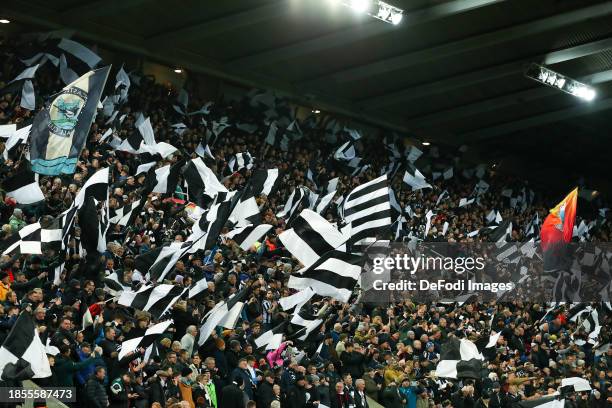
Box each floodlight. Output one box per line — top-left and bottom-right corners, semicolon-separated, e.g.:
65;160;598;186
525;63;596;101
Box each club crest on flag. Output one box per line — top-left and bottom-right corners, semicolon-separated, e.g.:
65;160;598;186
49;87;88;136
30;66;110;176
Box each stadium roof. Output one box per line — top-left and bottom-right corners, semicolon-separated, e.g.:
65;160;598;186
3;0;612;191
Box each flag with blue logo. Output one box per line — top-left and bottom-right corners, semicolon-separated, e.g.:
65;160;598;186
30;66;110;175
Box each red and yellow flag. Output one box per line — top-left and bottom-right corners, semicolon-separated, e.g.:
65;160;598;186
540;188;578;251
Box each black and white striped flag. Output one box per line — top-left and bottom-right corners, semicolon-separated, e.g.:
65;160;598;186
135;242;190;282
334;141;356;161
184;158;228;204
188;192;235;252
566;303;590;321
197;287;248;346
225;152;254;175
228;194;261;228
289;304;328;342
524;213;540;240
2;168;44;205
488;219;511;242
345;157;370;177
118;320;174;360
1;221;62;256
332;140;369;176
486;209;503;225
2;124;30;160
5;65;39;111
435;337;484;379
306;165;318;189
118;284;187;319
134;246;166;278
78;196;104;254
255;321;289;350
142;340;160;363
173;89;189;115
259;294;325;347
135;139;164;162
383;135;401;160
403;167;432;191
134;194;231;285
104;271;132;295
135;160;156;177
188;277;210;299
195;142;215;160
223;224;273;251
311;190;336;215
342;175;392;243
278;287;315;311
0;311;52;379
276;187;308;221
570;305;600;341
492;221;521;264
381;160;402;178
247;168;281;197
518;239;538;259
279;209;347;268
320;177;339;195
117;128;149;153
116;120;177;158
352;237;391;256
109;199;144;226
74;167;109;208
288;250;362;302
265;121;290;151
560;377;592;393
147;160;185;195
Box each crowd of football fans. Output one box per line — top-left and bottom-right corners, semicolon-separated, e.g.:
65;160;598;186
0;35;610;408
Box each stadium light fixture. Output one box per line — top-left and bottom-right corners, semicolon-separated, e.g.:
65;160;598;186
350;0;370;12
334;0;403;25
391;11;403;25
524;63;596;102
376;1;403;25
0;19;10;24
